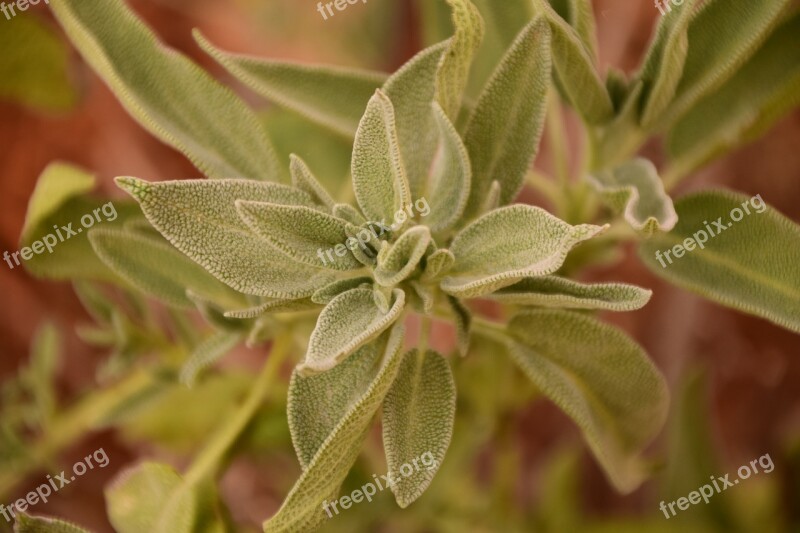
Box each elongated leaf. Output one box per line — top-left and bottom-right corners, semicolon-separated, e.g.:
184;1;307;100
196;32;386;138
488;276;652;311
375;227;432;287
531;0;613;123
290;155;337;210
89;228;246;309
436;0;485;119
382;349;456;507
289;341;387;469
660;0;793;128
117;177;336;299
639;190;800;334
106;462;225;533
667;12;800;178
311;277;373;305
548;0;598;59
587;158;678;236
507;309;669;492
20;164;140;282
422;248;456;281
179;331;245;387
352;91;413;224
15;514;92;533
263;327;405;532
224;299;318;320
299;288;406;375
442;205;606;297
236;201;361;271
383;42;449;198
463;18;551;219
50;0;282;181
639;0;698;128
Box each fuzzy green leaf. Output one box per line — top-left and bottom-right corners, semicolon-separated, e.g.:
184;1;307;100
667;12;800;178
89;228;246;309
352;91;413;224
488;276;652;311
422;249;456;281
116;177;336;299
264;327;405;532
15;514;92;533
20;164;140;282
587;158;678;236
236;201;361;271
196;31;386;138
299;288;406;375
382;349;456;507
179;331;245;387
290;155;337;210
375;227;432;287
311;277;373;305
639;190;800;334
106;462;226;533
548;0;598;59
224;299;319;320
50;0;282;181
383;42;449;198
463;18;552;219
532;0;613;123
436;0;485;119
442;205;606;297
507;309;669;492
639;0;698;128
659;0;793;128
447;296;472;356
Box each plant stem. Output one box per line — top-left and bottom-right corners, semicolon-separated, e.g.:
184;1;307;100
547;91;571;186
184;334;292;484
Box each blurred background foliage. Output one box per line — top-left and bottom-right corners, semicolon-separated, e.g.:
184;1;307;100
0;1;799;532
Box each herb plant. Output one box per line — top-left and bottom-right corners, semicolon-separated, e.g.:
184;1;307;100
5;0;800;531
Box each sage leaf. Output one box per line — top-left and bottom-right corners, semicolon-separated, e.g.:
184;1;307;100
299;288;406;375
89;228;246;309
422;248;456;281
436;0;485;120
236;201;361;271
352;91;413;224
547;0;598;59
667;12;800;178
447;296;472;356
507;309;669;492
638;190;800;334
290;154;337;210
463;18;551;219
106;462;226;533
179;331;245;387
263;327;405;532
382;349;456;507
442;205;606;297
488;276;652;311
375;227;432;287
532;0;613;123
116;177;336;299
383;42;449;198
423;102;472;232
224;299;319;320
311;277;373;305
587;158;678;236
14;514;92;533
409;281;436;315
50;0;282;181
661;0;793;128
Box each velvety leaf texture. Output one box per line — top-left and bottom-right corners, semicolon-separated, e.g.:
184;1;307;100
442;205;606;297
196;31;386;138
587;158;678;236
489;276;652;311
382;349;456;507
639;190;800;334
263;327;405;532
463;17;552;219
375;226;432;287
507;310;669;492
290;155;337;210
14;514;92;533
299;288;406;375
50;0;282;181
116;177;337;299
436;0;485;119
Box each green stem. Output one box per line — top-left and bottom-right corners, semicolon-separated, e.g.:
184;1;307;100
547;91;571;186
184;335;292;484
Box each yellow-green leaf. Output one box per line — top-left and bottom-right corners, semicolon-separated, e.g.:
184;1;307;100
488;276;652;311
